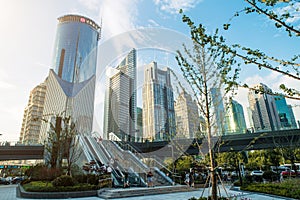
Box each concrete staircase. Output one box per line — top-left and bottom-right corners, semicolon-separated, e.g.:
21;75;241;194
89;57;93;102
97;185;197;199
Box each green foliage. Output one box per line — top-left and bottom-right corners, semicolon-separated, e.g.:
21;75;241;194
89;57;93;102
73;174;101;185
262;170;279;182
175;155;193;172
52;175;76;187
22;181;99;192
25;164;62;181
241;179;300;199
179;1;300;99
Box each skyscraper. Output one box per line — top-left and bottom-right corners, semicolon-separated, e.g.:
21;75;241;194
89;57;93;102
40;15;100;142
104;72;131;141
225;99;247;134
174;91;199;139
103;49;137;141
52;15;100;83
211;88;227;136
274;95;297;129
20;82;46;144
142;62;176;141
136;107;143;142
248;83;280;132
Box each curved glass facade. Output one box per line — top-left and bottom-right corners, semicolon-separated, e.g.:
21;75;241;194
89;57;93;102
52;15;100;83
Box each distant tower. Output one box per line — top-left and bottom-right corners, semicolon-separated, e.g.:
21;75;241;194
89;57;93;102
20;82;46;144
40;14;101;142
104;72;131;141
274;95;297;129
248;83;280;132
103;49;137;141
136;107;143;142
142;62;176;141
225;99;247;134
211;88;227;136
174;91;199;139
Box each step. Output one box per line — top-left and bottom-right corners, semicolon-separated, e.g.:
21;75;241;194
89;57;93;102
98;185;197;199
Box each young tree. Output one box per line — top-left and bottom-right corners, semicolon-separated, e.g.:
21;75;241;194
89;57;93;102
44;115;82;174
180;0;300;100
176;10;239;199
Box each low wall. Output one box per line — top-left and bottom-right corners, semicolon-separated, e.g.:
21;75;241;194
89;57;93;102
17;185;97;199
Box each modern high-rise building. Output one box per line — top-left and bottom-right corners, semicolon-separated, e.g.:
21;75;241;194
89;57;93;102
211;88;227;136
20;82;46;144
225;99;247;134
142;62;176;141
274;95;297;129
103;49;137;141
40;14;101;142
248;83;280;132
136;107;143;142
174;91;199;139
103;72;132;141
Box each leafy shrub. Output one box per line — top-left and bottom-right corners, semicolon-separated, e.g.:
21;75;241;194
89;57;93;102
25;164;62;181
20;179;31;185
52;175;75;187
22;181;100;192
241;179;300;199
262;170;279;182
73;174;101;185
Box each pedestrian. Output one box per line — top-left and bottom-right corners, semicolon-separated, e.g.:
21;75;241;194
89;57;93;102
184;172;190;186
147;171;154;187
123;170;130;188
189;171;195;187
106;164;112;174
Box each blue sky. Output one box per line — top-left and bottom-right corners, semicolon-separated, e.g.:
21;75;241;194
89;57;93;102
0;0;299;141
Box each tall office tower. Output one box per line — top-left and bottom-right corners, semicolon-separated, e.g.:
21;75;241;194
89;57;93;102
142;62;176;141
40;15;100;142
136;107;143;142
225;99;247;134
103;49;137;141
20;82;46;144
247;107;254;132
274;95;297;129
103;72;132;141
287;105;297;128
248;83;280;132
210;88;227;136
174;91;199;139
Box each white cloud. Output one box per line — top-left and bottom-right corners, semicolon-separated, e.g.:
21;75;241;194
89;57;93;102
0;81;15;89
148;19;160;27
276;2;300;23
78;0;139;39
153;0;202;14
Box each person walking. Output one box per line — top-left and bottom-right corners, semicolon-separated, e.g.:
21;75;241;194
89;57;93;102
147;171;154;187
184;172;190;186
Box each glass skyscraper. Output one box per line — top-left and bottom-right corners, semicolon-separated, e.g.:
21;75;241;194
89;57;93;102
40;15;101;142
142;62;176;141
174;91;199;139
225;99;247;134
103;49;137;142
211;88;227;136
248;83;280;132
274;95;297;129
52;15;100;83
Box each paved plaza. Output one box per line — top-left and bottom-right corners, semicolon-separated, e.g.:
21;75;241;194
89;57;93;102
0;184;295;200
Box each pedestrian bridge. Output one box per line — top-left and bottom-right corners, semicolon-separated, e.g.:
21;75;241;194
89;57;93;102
0;144;44;161
0;129;299;160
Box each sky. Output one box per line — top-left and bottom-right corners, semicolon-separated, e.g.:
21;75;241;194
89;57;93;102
0;0;299;141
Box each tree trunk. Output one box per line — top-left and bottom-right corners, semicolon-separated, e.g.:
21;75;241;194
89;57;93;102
209;151;217;200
